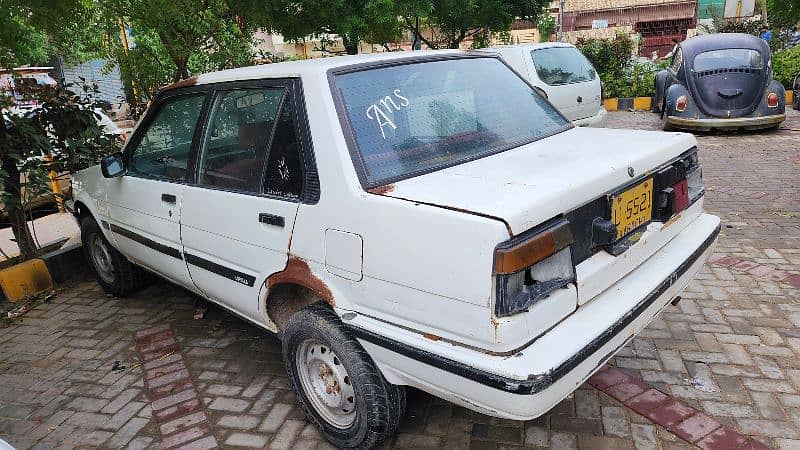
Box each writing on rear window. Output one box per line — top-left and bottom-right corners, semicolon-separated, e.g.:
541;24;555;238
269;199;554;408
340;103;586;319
366;89;410;139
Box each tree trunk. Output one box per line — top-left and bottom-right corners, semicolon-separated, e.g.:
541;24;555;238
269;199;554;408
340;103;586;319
342;35;360;55
1;157;38;260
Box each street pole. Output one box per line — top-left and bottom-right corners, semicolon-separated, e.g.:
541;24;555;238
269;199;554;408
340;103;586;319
559;0;565;41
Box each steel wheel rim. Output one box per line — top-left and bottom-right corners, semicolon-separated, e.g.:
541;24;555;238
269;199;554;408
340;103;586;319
296;338;356;428
89;234;115;283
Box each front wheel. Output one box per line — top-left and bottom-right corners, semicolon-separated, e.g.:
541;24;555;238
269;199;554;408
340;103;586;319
283;303;405;449
81;217;148;296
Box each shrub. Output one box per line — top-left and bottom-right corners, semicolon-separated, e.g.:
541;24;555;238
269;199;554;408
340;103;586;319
577;33;665;98
772;45;800;89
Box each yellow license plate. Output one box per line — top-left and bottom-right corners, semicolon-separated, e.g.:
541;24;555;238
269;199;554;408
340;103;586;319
611;179;653;240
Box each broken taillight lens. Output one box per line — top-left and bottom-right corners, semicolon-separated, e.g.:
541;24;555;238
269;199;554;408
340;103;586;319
494;219;575;317
675;96;688;112
766;92;779;108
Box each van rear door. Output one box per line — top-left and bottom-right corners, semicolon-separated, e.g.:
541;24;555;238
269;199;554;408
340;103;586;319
530;46;602;122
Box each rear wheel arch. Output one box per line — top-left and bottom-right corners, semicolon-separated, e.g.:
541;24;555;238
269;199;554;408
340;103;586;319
265;282;324;332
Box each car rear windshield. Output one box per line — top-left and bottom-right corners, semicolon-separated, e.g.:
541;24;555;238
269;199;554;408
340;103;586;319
333;57;569;187
693;49;764;72
531;47;596;86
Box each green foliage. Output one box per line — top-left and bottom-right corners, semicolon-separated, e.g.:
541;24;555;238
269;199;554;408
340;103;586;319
1;81;121;259
0;0;105;67
262;0;402;54
537;14;556;42
577;33;635;85
401;0;547;49
577;33;666;98
772;45;800;89
767;0;800;30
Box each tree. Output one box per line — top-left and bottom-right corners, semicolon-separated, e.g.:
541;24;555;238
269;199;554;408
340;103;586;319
1;0;111;260
262;0;402;54
766;0;799;31
102;0;259;88
1;83;120;260
401;0;548;49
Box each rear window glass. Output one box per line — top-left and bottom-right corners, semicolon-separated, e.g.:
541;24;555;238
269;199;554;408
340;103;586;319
333;57;569;187
693;49;764;72
531;47;596;86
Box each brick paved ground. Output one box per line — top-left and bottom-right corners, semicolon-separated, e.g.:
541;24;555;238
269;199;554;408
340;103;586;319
0;109;798;449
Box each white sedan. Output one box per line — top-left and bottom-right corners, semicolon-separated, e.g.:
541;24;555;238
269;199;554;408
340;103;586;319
70;50;719;449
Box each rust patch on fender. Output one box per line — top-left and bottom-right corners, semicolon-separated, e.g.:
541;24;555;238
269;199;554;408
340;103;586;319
160;75;199;92
267;256;335;306
367;184;395;195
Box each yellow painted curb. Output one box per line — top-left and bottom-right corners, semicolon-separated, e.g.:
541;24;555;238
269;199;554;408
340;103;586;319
0;258;53;302
604;98;618;111
788;91;794;104
633;97;652;111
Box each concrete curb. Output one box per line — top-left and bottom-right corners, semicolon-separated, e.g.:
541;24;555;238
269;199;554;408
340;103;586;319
0;242;86;302
41;242;87;284
604;91;794;112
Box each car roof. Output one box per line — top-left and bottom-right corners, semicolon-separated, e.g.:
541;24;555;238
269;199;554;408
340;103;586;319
485;42;576;51
679;33;769;60
175;50;469;88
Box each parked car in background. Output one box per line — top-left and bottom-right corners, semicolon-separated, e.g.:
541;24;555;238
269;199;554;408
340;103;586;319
70;51;719;449
653;33;786;131
483;43;607;127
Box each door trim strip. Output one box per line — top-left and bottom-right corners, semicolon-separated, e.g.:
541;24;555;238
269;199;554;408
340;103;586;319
109;224;183;260
184;253;256;287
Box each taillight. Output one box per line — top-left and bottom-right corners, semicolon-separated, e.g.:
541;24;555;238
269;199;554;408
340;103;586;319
675;95;687;112
766;92;779;108
494;219;575;317
656;150;703;221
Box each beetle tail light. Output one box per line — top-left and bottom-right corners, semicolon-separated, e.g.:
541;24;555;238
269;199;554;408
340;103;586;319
766;92;779;108
675;95;687;112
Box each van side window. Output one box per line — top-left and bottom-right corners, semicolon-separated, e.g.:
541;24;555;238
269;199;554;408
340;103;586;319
263;98;303;200
128;94;206;181
197;88;286;192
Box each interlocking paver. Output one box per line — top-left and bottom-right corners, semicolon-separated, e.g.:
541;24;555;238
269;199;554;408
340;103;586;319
0;109;798;449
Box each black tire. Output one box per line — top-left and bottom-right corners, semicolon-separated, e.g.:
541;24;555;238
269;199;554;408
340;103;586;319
661;101;674;131
282;303;405;449
80;216;147;296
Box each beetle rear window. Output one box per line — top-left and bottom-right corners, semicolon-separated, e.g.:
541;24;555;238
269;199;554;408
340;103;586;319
334;57;569;187
693;49;764;72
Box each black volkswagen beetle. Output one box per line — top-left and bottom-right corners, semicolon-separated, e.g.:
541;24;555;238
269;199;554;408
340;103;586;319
653;33;786;131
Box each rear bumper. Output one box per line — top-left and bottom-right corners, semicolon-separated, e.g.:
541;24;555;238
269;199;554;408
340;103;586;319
573;108;607;128
667;114;785;130
346;212;720;419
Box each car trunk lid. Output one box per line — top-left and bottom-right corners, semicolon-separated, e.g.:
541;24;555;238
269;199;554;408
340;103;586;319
377;127;699;306
380;127;696;236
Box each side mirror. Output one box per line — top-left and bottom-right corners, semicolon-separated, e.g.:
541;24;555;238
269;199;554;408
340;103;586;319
100;152;126;178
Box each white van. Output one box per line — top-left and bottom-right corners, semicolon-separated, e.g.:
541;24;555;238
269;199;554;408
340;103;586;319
484;43;607;127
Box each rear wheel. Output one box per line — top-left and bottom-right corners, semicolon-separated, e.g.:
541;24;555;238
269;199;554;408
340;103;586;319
81;217;148;296
661;101;673;131
283;303;405;449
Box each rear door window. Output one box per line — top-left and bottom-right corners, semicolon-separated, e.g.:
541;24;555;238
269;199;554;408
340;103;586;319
531;47;596;86
197;88;286;193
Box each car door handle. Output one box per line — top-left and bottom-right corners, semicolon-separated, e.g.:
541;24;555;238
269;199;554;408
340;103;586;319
161;193;176;204
259;213;284;227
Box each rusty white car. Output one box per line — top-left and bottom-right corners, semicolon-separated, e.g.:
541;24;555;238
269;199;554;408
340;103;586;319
69;51;720;449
